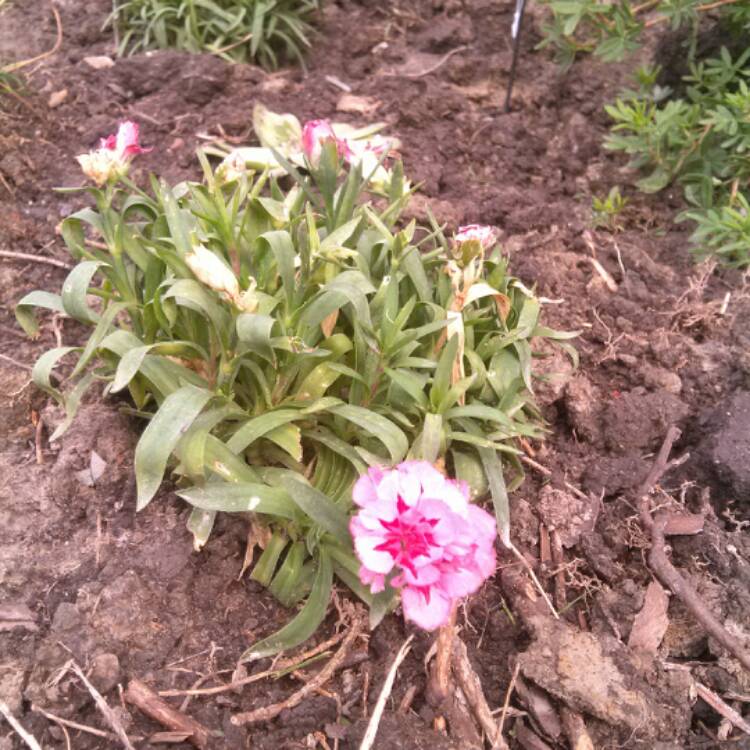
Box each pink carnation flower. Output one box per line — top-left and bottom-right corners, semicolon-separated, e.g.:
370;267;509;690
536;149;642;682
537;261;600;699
76;121;149;185
301;119;348;168
350;461;497;631
454;224;496;250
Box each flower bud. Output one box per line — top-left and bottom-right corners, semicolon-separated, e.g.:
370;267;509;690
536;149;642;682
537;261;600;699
185;245;240;302
76;121;149;185
454;224;496;250
301;119;347;168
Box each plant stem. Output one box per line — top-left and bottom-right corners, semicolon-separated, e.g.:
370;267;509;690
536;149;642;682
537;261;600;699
644;0;740;27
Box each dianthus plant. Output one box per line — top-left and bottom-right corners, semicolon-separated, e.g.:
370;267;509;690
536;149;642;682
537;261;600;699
17;110;575;657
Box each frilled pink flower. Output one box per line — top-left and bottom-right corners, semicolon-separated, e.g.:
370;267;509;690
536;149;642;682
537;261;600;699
350;461;497;631
76;121;149;185
455;224;496;250
301;119;348;168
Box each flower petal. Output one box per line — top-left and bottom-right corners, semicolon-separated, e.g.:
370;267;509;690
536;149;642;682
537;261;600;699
402;585;453;631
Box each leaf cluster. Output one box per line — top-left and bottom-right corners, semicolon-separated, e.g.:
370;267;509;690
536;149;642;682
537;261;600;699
108;0;319;68
605;49;750;266
17;133;574;656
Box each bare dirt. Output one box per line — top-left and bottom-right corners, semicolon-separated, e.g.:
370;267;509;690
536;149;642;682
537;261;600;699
2;1;750;748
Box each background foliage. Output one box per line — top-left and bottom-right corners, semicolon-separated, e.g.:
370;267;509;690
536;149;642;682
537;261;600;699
109;0;319;68
541;0;750;266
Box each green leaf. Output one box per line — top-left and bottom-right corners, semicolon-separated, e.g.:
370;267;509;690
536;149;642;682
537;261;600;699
186;507;216;551
177;481;299;518
269;541;308;607
236;313;276;364
258;230;297;308
134;384;213;510
31;346;78;404
329;403;408;463
61;261;106;324
49;371;96;442
241;549;333;661
278;475;350;540
71;301;131;379
15;291;65;337
430;334;459;411
227;409;301;454
478;447;510;547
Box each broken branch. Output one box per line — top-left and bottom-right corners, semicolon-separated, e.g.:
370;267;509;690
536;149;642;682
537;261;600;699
124;679;210;749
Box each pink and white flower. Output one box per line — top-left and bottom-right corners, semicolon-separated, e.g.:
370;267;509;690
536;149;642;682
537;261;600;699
76;121;149;185
350;461;497;631
454;224;497;250
301;119;348;168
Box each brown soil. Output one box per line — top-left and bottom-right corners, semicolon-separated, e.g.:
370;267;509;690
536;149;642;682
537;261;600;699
2;1;750;749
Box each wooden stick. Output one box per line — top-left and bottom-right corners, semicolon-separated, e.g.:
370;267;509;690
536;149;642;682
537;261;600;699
124;679;210;749
0;249;73;270
452;636;501;745
429;606;457;704
231;610;365;726
0;701;43;750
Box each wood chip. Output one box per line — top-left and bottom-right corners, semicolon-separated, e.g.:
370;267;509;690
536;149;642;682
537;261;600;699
515;676;561;740
84;55;115;69
663;512;704;536
0;603;38;633
336;94;380;116
628;581;670;656
48;89;68;108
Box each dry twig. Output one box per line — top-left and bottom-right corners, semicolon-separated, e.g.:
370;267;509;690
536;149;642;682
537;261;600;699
0;249;73;270
494;661;520;750
70;661;136;750
0;700;43;750
1;3;63;73
231;608;366;726
33;703;114;740
695;682;750;736
359;636;413;750
637;428;750;674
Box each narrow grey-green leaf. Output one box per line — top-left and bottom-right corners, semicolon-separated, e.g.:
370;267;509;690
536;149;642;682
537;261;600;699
226;409;301;454
329;403;408;463
61;261;106;324
177;481;298;519
278;475;350;540
134;384;213;510
15;291;65;336
241;549;333;661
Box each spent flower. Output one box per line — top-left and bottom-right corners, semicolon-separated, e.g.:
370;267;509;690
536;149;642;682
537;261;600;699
76;121;149;185
350;461;497;630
